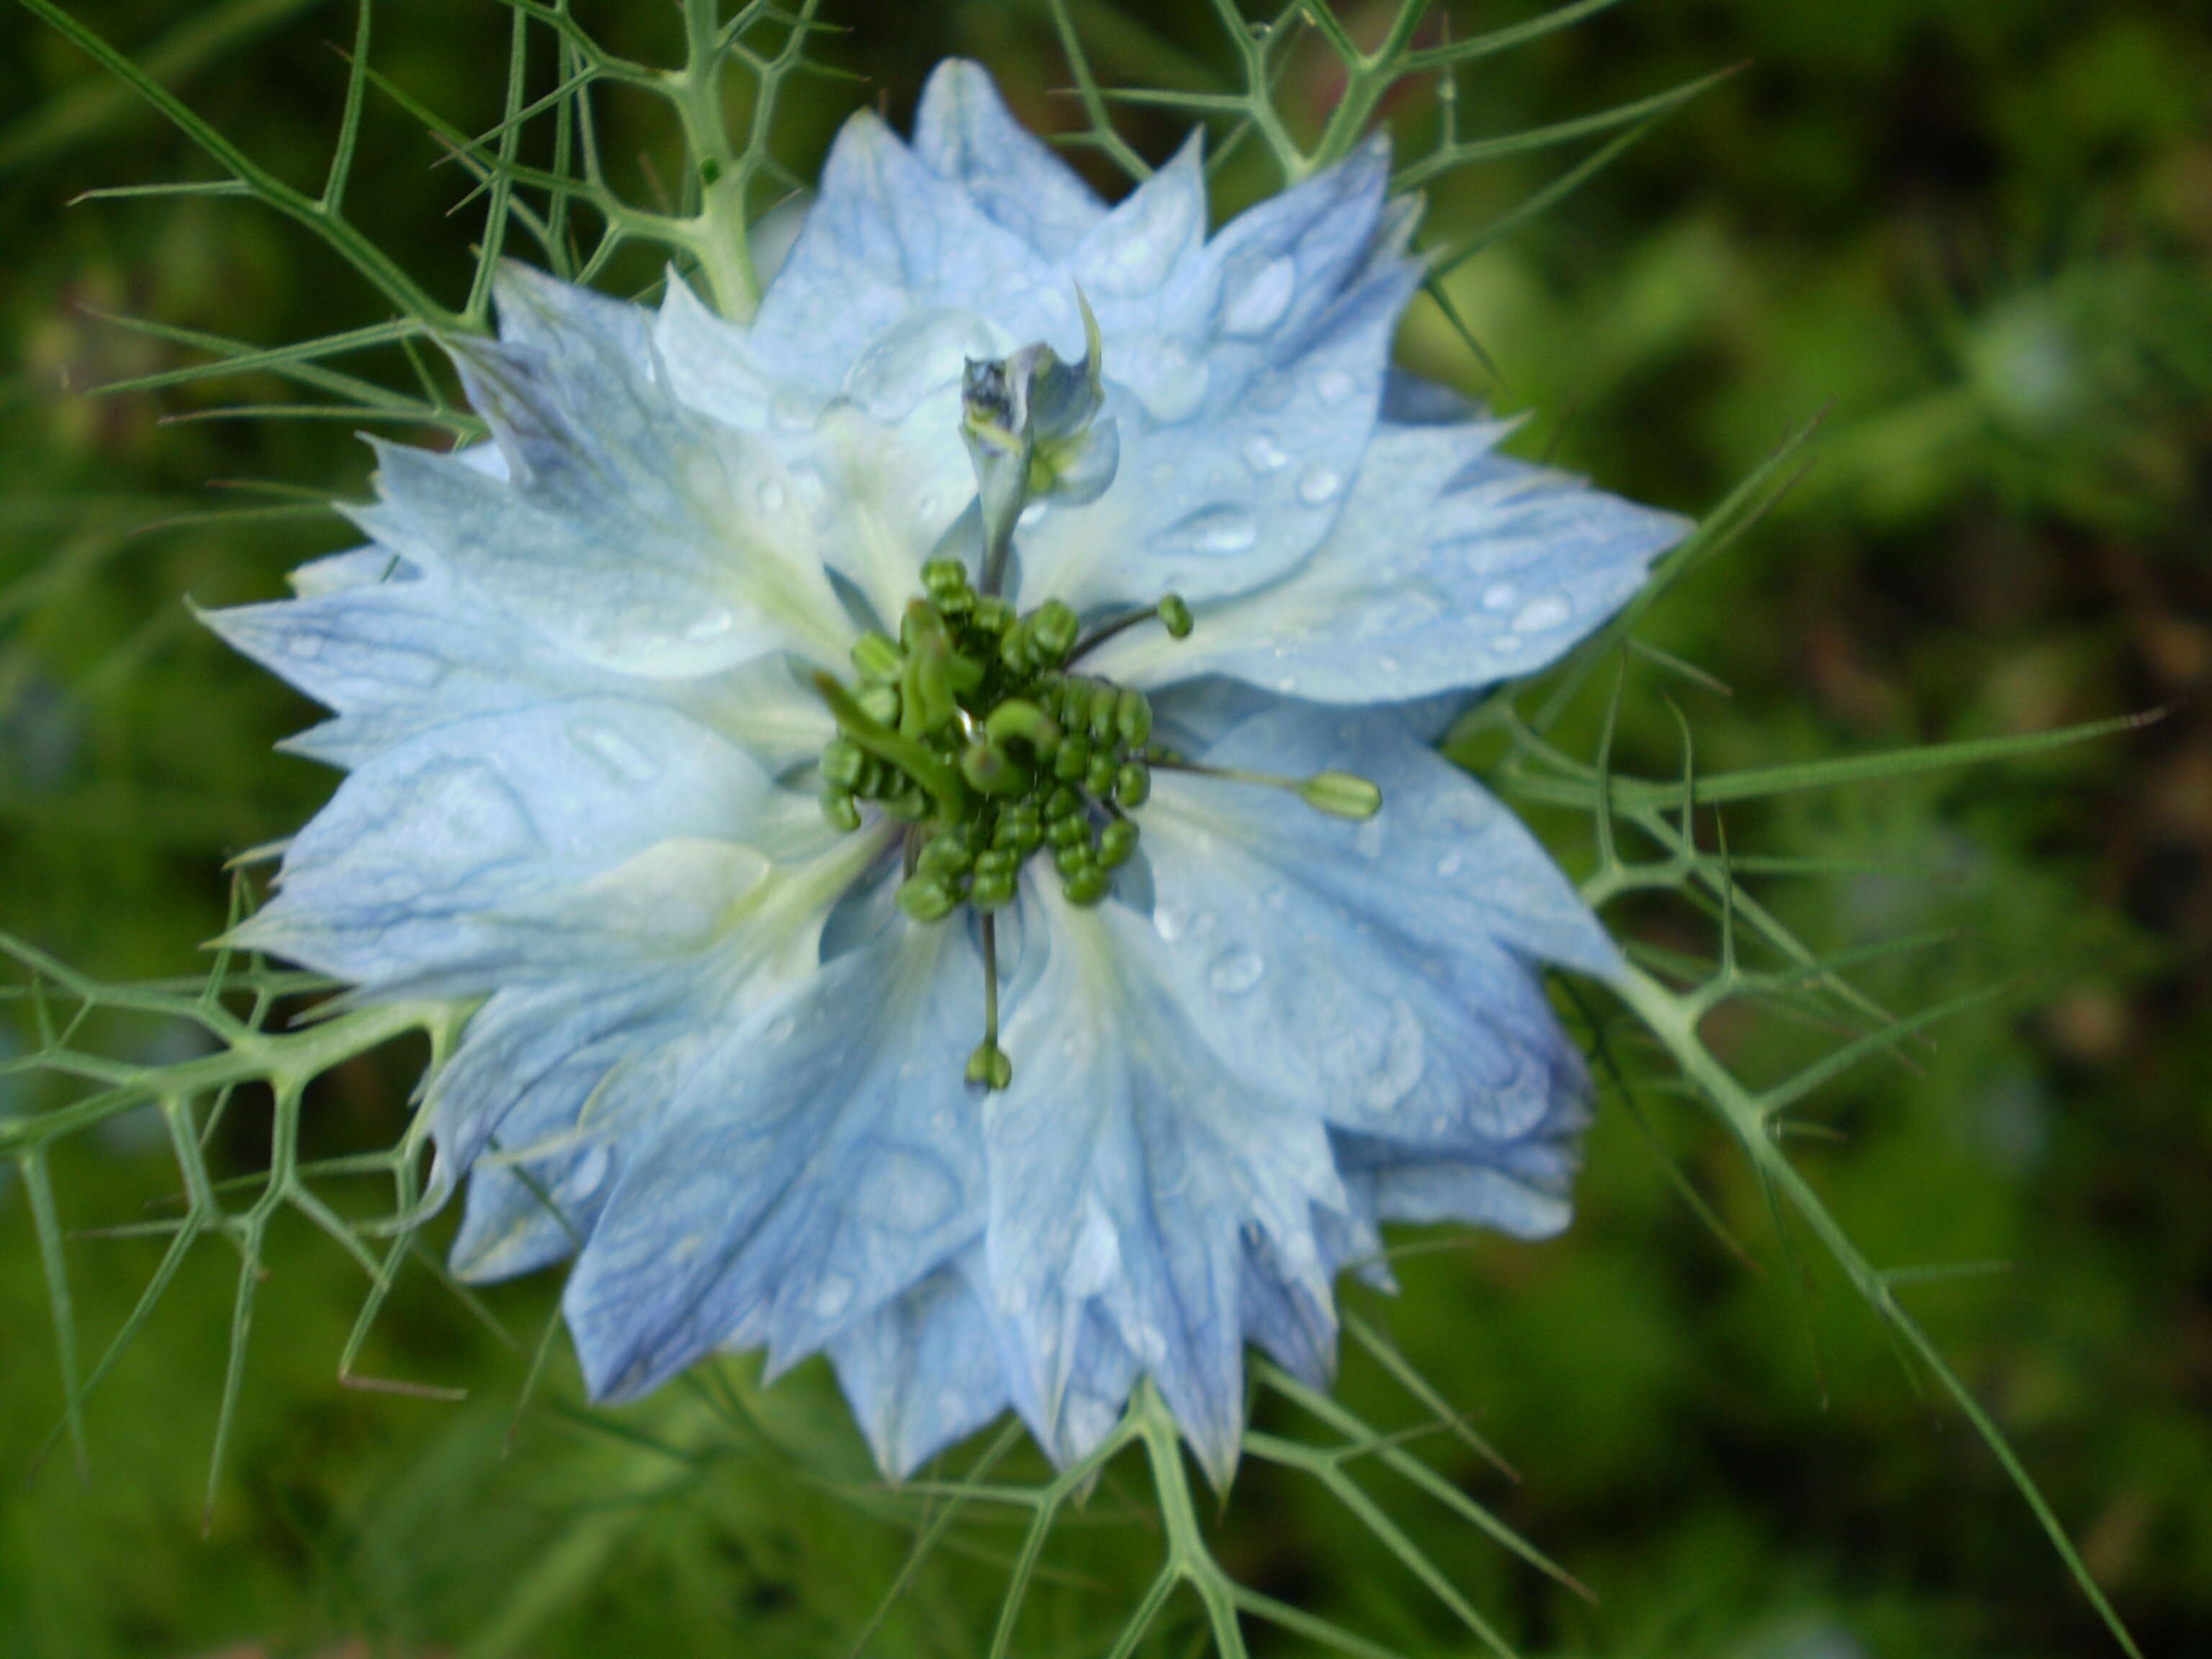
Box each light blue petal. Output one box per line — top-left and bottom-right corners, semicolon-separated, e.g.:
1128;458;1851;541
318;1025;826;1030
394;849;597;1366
201;565;832;776
1150;698;1622;980
1332;1122;1583;1239
986;886;1347;1485
235;700;785;988
828;1247;1011;1478
562;908;989;1402
749;109;1061;399
1095;418;1688;703
912;60;1105;258
356;270;853;678
1012;144;1419;613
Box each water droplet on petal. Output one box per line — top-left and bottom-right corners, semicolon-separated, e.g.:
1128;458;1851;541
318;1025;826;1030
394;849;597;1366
1221;256;1296;336
1437;850;1465;878
687;607;736;642
1150;505;1256;558
763;1013;796;1046
1208;947;1265;994
1314;368;1356;404
1511;594;1573;633
1241;433;1290;476
813;1276;854;1319
568;1144;611;1199
1155;900;1189;943
571;721;660;783
1480;581;1519;612
756;478;788;513
1297;466;1343;505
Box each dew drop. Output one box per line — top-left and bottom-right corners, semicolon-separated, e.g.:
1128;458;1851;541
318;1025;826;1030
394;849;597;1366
1297;466;1344;505
1155;900;1189;943
1149;505;1256;558
567;1144;611;1199
1314;368;1356;405
572;721;660;784
1221;256;1296;336
1479;581;1519;612
1017;500;1048;528
1126;345;1210;422
686;607;736;642
1208;947;1265;995
755;478;788;514
763;1012;796;1046
1511;594;1573;633
1436;850;1465;878
812;1275;854;1319
1241;433;1290;476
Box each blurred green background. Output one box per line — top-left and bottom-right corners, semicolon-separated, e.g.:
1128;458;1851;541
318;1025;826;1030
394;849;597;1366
1;1;2208;1655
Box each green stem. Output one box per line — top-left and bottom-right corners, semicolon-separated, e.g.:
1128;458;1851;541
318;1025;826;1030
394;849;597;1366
667;0;757;320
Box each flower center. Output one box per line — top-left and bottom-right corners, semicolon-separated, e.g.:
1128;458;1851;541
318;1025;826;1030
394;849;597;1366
812;565;1195;923
806;305;1382;1090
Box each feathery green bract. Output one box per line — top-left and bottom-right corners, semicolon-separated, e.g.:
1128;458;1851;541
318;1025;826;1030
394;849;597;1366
0;1;2149;1655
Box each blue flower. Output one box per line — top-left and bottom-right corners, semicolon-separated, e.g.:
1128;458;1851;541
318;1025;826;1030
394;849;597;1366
205;61;1684;1483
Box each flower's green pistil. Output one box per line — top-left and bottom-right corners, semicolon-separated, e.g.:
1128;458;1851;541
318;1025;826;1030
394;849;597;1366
812;559;1185;927
810;314;1382;1089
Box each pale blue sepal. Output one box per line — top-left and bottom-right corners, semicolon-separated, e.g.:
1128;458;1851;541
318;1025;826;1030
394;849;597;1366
561;909;989;1403
1333;1123;1583;1241
201;566;832;778
828;1246;1012;1478
1013;145;1419;614
748;107;1061;399
912;60;1106;259
1097;420;1689;704
231;701;783;989
986;885;1349;1488
1149;699;1622;983
360;271;853;678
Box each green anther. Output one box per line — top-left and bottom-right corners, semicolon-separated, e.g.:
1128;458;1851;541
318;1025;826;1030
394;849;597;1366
1114;760;1151;807
1053;733;1093;782
820;789;862;833
992;814;1033;851
855;758;891;799
1087;687;1120;745
1029;598;1079;665
1098;819;1139;868
965;1040;1013;1089
1115;687;1153;747
1063;866;1112;906
819;738;866;791
1157;594;1193;638
917;831;975;878
968;872;1017;912
881;789;932;822
1013;817;1046;854
999;620;1033;673
857;684;900;727
984;698;1061;762
1298;770;1383;820
935;585;975;619
974;848;1017;878
1048;814;1090;850
961;737;1028;796
897;873;961;922
1084;750;1119;798
921;556;969;594
972;595;1016;635
1053;842;1094;878
852;631;902;683
1045;785;1083;822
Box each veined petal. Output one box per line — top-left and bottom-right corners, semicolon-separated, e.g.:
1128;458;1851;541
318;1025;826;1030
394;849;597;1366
201;562;832;776
562;900;993;1402
750;108;1063;398
1094;418;1689;702
233;700;791;990
986;886;1348;1485
912;60;1106;259
1013;145;1419;613
828;1248;1012;1478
